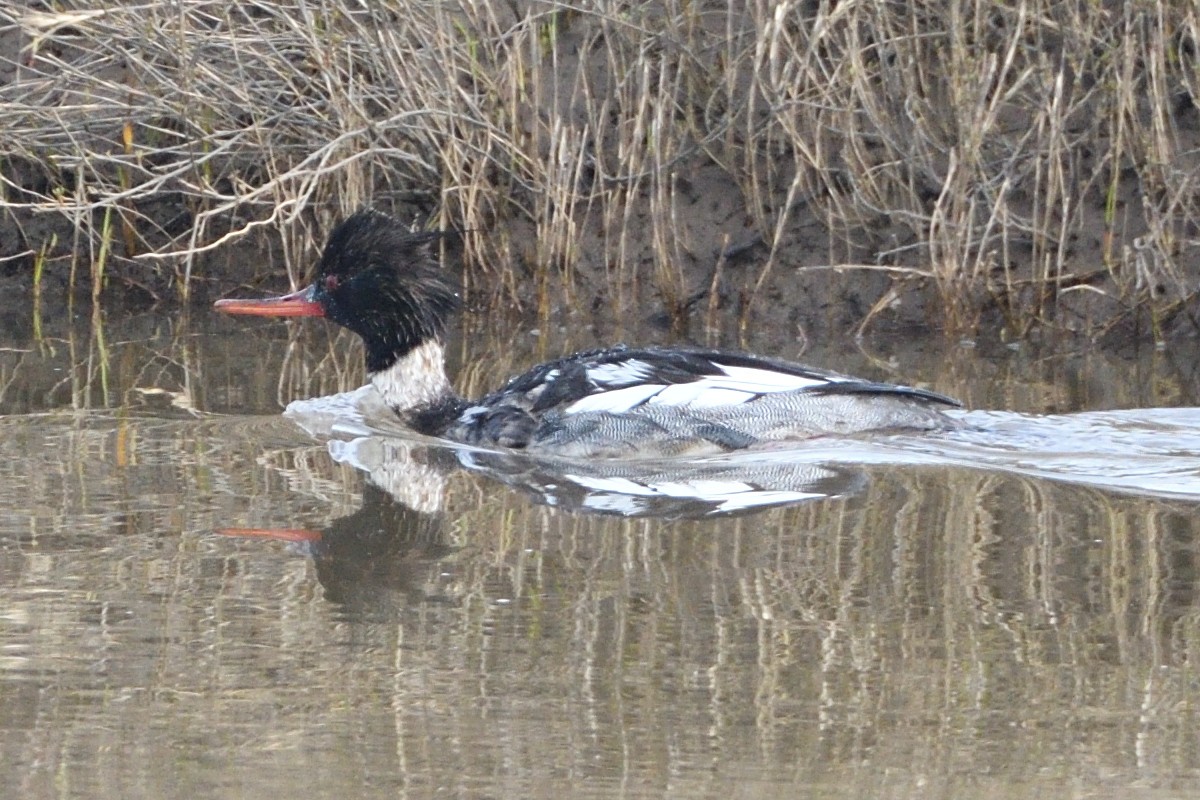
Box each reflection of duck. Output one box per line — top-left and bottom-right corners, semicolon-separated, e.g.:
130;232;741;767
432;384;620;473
222;436;859;620
221;446;458;616
329;437;865;518
216;209;961;459
461;450;866;517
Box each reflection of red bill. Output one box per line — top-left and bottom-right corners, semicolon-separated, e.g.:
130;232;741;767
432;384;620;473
216;528;323;544
214;286;325;317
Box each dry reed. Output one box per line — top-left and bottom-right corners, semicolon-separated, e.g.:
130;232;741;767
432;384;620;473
0;1;1196;337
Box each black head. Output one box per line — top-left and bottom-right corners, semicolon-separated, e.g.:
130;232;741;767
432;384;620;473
311;210;461;373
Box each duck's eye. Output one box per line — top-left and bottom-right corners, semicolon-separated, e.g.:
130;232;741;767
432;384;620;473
324;274;339;292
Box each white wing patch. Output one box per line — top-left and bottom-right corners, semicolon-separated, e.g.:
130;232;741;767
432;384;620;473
564;359;840;414
645;363;840;408
564;383;665;414
715;363;843;390
648;384;757;408
587;359;655;386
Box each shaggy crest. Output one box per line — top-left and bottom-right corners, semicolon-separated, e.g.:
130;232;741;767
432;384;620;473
311;209;460;373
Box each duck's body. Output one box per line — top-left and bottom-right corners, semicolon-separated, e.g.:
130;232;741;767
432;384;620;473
407;343;957;458
216;209;961;459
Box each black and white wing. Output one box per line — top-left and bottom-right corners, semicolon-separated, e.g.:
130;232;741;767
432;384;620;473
450;346;959;451
494;346;957;415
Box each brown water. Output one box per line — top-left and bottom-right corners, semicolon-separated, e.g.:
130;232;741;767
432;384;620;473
3;308;1200;799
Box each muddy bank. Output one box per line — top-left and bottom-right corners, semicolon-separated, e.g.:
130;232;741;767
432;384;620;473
1;2;1197;344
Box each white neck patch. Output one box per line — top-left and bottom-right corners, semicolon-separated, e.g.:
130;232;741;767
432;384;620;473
369;338;452;415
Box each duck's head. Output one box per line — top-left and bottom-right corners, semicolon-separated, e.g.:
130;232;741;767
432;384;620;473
215;209;460;373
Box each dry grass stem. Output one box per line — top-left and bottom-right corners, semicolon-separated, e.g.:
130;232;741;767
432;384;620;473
0;0;1196;338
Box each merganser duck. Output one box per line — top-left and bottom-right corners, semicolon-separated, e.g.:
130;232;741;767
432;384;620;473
215;209;962;458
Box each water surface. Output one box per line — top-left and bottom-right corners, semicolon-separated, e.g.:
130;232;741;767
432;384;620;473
2;308;1200;799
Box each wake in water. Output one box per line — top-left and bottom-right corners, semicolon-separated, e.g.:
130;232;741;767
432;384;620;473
284;388;1200;516
880;407;1200;499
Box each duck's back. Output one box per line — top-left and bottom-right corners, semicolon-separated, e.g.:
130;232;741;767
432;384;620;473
442;346;961;459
